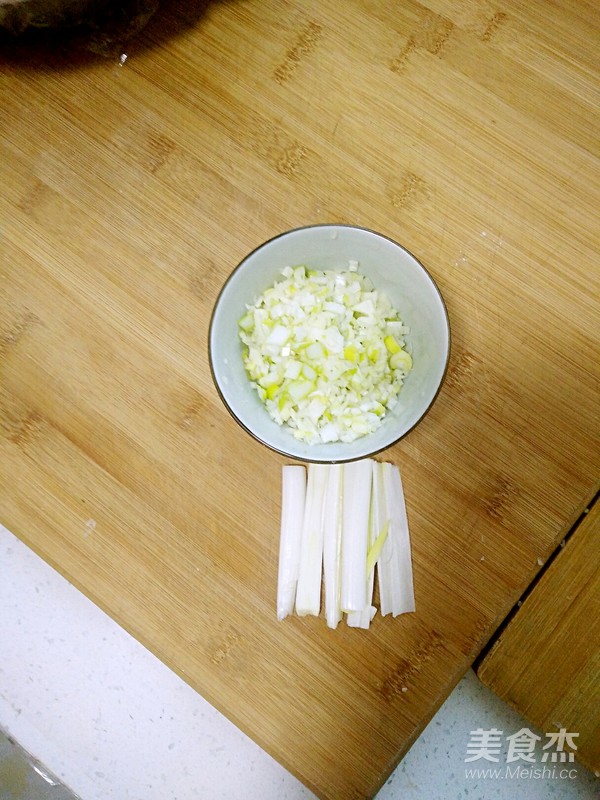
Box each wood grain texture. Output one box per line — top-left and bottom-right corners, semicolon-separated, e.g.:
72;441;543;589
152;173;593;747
0;0;599;797
477;501;600;774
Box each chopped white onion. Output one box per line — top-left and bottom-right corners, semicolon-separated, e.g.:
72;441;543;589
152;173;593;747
239;263;413;445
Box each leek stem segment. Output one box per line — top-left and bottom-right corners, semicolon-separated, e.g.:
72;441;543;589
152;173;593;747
277;459;415;628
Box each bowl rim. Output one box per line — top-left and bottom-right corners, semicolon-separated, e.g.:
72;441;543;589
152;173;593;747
208;223;451;463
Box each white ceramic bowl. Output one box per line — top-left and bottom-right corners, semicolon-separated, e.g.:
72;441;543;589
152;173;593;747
209;225;450;463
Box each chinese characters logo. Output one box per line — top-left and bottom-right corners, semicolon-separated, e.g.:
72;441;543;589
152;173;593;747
464;728;579;780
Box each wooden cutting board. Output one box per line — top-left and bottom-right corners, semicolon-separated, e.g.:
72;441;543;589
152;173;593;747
0;1;598;798
477;499;600;774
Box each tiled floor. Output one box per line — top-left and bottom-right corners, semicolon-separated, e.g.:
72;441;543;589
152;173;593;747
1;524;598;800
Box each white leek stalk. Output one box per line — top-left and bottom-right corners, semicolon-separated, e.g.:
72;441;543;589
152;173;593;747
295;463;329;616
340;459;374;613
380;462;416;616
277;466;307;620
346;468;387;628
346;605;377;628
277;458;415;627
322;464;343;629
375;461;392;616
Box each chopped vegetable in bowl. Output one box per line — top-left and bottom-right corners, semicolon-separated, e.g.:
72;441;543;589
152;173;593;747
238;260;413;444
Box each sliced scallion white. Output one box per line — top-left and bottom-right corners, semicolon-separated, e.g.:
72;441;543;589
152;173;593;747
277;465;307;621
295;463;329;616
346;494;388;629
340;459;374;613
374;460;393;617
322;464;343;629
346;604;377;629
382;462;416;616
277;459;415;627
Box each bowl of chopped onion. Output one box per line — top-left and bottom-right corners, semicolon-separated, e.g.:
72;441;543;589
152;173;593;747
209;224;450;463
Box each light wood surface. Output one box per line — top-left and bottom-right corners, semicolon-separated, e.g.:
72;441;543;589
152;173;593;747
477;501;600;774
1;1;599;798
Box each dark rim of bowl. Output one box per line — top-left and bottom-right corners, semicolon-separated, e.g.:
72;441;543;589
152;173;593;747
208;223;451;463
